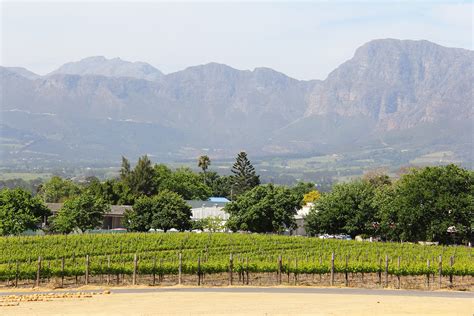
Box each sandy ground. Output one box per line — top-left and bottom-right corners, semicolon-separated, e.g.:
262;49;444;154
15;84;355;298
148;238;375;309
0;288;472;315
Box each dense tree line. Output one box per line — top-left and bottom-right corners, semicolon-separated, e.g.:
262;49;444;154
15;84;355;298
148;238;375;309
1;156;471;245
0;152;267;235
34;155;241;205
0;178;43;195
305;165;473;244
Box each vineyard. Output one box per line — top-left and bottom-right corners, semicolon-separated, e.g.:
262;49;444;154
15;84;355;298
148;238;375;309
0;233;472;290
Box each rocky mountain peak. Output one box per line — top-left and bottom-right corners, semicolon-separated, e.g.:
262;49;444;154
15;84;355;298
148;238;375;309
305;39;473;129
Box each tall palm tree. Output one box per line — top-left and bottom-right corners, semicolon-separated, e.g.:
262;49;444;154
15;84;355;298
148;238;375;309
198;155;211;185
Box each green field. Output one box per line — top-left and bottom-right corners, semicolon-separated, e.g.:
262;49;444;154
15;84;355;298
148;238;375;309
0;233;472;282
0;172;52;181
410;151;460;165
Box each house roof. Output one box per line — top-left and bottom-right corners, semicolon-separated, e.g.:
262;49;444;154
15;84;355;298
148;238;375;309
110;205;132;215
185;200;228;209
46;203;131;216
46;203;62;212
208;197;230;203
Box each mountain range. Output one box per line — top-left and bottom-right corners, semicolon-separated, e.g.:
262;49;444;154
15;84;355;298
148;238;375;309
0;39;472;166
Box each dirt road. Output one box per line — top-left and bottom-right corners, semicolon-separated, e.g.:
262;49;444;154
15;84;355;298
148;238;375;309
0;287;472;315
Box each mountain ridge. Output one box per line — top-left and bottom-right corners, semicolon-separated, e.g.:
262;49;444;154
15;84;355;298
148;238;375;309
0;39;472;164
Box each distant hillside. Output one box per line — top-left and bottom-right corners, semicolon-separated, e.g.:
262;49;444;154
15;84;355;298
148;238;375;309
0;39;472;166
4;67;41;80
49;56;164;81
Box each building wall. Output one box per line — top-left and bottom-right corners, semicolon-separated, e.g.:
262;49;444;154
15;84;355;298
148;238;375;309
293;218;307;236
192;207;229;220
102;216;124;229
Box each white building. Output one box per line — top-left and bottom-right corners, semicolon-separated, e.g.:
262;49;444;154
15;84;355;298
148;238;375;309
186;198;230;221
292;203;314;236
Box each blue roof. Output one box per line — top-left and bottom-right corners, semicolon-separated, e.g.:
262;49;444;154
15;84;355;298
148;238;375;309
208;197;230;203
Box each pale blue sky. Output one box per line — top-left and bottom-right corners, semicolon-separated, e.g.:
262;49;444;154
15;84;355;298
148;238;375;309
1;1;472;80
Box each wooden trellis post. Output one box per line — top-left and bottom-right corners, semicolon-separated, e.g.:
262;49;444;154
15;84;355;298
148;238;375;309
330;252;335;286
15;261;19;287
61;257;65;287
246;257;249;285
294;258;298;285
197;256;201;286
36;256;42;287
85;255;90;285
133;253;138;285
178;253;182;285
278;255;282;284
426;259;430;289
449;256;454;286
397;256;401;289
229;253;233;286
344;255;349;287
47;261;51;283
152;256;156;286
319;255;323;282
240;258;244;284
107;255;111;285
160;258;163;284
378;257;382;286
438;255;442;289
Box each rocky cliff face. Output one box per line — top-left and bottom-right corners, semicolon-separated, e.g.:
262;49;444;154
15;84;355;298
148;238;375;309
305;39;473;130
1;39;472;161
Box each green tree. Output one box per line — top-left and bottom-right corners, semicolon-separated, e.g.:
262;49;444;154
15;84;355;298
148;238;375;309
83;177;103;196
230;151;260;198
225;184;300;233
123;195;154;232
193;216;225;232
84;178;134;205
52;192;110;233
291;181;316;204
124;190;192;232
199;172;232;198
120;156;131;180
375;164;473;243
165;167;211;200
153;164;173;192
129;155;157;196
0;188;50;236
363;170;392;187
38;176;82;203
292;182;315;196
305;180;379;238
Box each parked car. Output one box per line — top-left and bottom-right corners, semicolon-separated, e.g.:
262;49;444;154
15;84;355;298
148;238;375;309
318;234;335;239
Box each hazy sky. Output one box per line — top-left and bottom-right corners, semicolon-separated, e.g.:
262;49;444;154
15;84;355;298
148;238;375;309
1;1;472;80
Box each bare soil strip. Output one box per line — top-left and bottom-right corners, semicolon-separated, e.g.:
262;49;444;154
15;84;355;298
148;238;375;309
0;287;472;316
0;285;472;298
